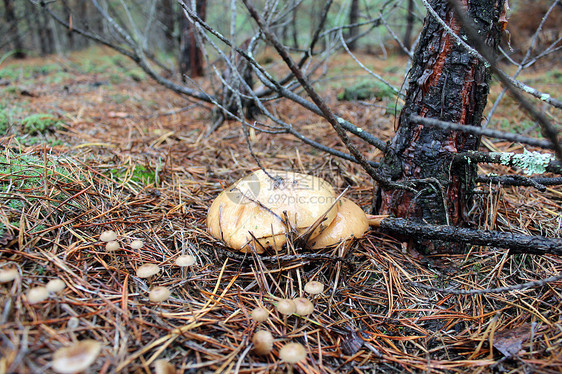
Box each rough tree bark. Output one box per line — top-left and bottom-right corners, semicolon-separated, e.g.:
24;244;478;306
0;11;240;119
179;0;207;79
377;0;506;253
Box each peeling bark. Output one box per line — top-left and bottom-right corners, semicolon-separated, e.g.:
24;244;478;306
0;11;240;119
377;0;506;253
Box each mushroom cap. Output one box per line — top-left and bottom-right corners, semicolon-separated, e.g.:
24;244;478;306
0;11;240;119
279;342;306;364
0;268;18;283
293;297;314;316
46;278;66;293
276;299;296;316
154;359;176;374
304;281;324;295
175;255;195;267
27;286;49;304
130;239;144;249
308;198;369;249
136;264;160;278
100;230;117;242
52;339;101;374
250;307;269;322
207;170;337;252
105;241;120;251
252;330;274;355
149;286;171;303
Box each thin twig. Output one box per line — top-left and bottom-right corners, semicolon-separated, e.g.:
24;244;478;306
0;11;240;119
411;115;554;150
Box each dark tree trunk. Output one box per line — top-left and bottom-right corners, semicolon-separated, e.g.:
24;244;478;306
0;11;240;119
347;0;360;51
35;5;55;55
376;0;506;253
179;0;206;79
75;0;90;49
403;0;415;51
291;2;299;49
61;0;74;50
160;0;176;53
3;0;25;58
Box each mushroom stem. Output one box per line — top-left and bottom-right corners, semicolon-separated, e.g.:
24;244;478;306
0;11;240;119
366;214;388;227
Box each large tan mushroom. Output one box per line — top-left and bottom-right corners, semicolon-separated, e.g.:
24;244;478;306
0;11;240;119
307;198;369;249
207;169;338;252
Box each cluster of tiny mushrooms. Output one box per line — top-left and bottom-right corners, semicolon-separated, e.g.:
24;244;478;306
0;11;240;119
0;230;197;373
207;169;382;252
0;169;377;371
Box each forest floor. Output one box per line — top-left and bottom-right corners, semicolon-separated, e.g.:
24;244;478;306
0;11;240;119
0;47;561;373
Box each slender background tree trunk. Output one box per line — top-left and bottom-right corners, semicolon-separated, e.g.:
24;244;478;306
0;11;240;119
377;0;506;253
179;0;207;79
403;0;415;51
4;0;25;58
160;0;176;53
347;0;360;51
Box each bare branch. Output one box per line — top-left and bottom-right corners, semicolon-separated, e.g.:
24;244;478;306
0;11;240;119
242;0;410;191
476;175;562;190
411;115;554;150
457;152;562;175
484;0;561;127
377;217;562;255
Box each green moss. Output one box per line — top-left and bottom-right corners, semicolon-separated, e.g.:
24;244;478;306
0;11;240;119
0;109;10;133
109;165;158;185
338;80;397;101
126;69;146;82
0;150;79;227
21;114;63;135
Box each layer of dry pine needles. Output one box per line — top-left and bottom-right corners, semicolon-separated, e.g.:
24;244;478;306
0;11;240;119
1;50;561;373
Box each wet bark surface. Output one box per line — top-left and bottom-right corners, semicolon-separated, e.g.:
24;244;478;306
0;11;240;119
377;0;505;253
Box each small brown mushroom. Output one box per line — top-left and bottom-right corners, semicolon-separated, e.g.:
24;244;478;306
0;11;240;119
252;330;274;355
136;264;160;278
304;281;324;295
251;307;269;322
99;230;117;242
149;286;171;303
154;359;176;374
0;268;18;283
207;170;337;252
279;342;306;364
52;339;102;374
27;286;49;304
307;198;369;249
105;241;120;251
175;255;195;267
46;278;66;293
293;297;314;316
276;299;296;316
